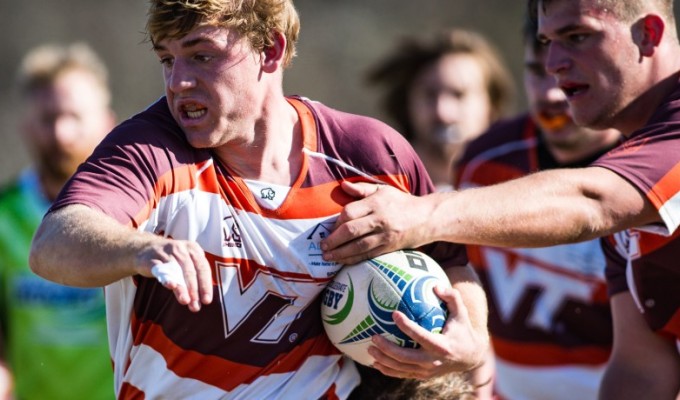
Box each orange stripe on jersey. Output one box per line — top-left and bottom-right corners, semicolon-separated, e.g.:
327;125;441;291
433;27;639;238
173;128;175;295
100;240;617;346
661;309;680;340
321;383;340;400
119;382;145;400
215;174;410;220
272;174;410;220
132;318;338;392
647;162;680;211
636;228;680;256
492;337;610;366
288;97;318;153
130;160;218;227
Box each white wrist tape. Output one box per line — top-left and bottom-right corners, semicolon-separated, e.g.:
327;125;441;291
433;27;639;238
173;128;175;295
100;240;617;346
151;260;186;288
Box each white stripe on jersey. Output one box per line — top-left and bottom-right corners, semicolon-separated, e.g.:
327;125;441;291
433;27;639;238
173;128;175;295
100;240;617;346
495;358;605;400
303;148;386;184
106;277;137;394
119;344;359;399
658;190;680;235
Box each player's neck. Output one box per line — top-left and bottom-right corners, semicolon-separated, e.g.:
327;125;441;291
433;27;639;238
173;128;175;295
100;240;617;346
214;98;302;185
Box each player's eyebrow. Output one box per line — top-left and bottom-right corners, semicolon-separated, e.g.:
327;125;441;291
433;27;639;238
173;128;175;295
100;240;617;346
540;22;585;41
152;37;213;52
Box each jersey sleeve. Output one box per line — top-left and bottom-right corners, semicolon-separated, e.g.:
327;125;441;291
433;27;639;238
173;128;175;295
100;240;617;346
592;121;680;235
49;101;207;227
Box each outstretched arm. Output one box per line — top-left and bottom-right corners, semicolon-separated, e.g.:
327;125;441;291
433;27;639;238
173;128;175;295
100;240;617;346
322;166;658;265
29;204;213;312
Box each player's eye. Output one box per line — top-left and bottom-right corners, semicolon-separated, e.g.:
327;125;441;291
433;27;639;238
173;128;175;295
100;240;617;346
569;33;588;44
194;54;213;63
158;57;173;67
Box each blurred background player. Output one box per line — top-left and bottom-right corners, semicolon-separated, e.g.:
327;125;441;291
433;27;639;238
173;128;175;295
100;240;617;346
454;17;621;399
0;42;116;399
366;28;515;190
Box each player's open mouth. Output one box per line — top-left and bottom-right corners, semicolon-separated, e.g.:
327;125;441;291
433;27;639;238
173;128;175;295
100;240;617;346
181;104;207;119
560;83;588;99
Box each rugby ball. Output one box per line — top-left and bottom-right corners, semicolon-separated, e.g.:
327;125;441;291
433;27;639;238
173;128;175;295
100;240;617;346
320;249;450;366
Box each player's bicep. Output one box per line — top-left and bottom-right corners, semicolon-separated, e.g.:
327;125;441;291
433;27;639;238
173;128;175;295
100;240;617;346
581;167;660;232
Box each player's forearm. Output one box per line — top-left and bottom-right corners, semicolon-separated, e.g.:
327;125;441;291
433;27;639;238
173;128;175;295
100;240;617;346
29;204;157;287
431;168;648;248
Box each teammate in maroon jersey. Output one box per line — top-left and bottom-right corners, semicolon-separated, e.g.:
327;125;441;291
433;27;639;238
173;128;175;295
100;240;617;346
28;0;489;398
323;1;680;398
457;16;620;399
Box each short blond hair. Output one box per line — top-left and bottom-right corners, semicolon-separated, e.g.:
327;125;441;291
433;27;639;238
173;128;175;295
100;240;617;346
146;0;300;67
530;0;675;24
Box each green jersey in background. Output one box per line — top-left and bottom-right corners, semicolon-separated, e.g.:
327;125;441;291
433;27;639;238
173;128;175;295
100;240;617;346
0;170;113;400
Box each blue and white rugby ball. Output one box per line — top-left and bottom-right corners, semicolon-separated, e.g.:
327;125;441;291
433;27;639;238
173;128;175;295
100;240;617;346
321;249;450;366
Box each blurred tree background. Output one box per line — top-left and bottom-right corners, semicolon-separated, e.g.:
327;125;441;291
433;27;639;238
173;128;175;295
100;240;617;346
0;0;530;182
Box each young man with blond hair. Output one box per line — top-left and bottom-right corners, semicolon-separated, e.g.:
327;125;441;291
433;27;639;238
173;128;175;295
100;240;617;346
29;1;489;398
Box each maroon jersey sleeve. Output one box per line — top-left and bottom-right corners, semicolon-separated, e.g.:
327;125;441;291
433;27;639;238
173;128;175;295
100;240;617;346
592;84;680;234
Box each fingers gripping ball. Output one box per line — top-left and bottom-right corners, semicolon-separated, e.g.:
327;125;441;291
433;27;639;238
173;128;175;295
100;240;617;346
321;250;450;366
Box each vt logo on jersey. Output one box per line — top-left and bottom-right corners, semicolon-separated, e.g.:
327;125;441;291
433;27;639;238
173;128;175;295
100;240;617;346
482;245;604;330
215;260;308;344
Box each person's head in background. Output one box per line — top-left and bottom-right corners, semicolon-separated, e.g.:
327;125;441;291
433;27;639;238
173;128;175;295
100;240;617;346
367;28;515;189
522;15;620;163
16;43;116;201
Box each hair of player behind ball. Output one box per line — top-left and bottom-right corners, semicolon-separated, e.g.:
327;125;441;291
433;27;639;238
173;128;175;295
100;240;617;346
351;368;477;400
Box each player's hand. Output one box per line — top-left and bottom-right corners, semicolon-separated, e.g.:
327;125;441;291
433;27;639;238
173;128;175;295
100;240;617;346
321;181;435;265
367;286;487;380
136;239;213;312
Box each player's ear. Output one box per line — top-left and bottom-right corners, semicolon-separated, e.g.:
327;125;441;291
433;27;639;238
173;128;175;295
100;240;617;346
634;14;665;58
262;31;286;73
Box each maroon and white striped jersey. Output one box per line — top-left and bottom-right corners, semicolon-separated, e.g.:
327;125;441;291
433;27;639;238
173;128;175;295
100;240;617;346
594;79;680;353
456;115;614;399
51;96;468;399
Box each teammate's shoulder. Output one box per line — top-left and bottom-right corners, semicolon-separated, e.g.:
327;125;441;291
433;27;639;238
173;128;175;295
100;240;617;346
461;114;533;158
292;95;407;154
292;95;393;131
482;114;533;141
